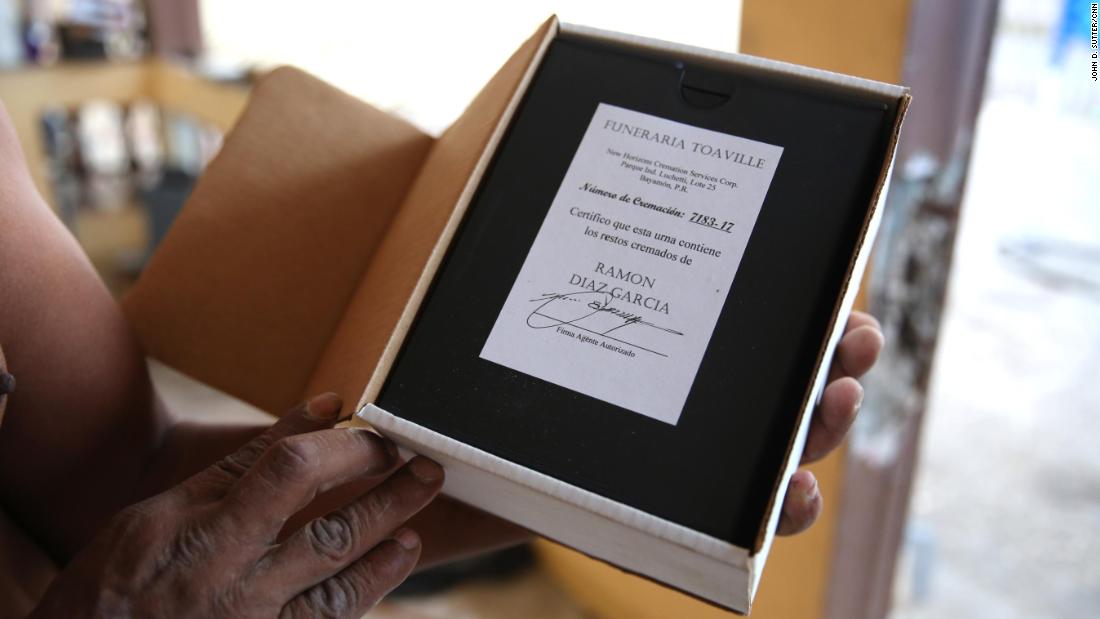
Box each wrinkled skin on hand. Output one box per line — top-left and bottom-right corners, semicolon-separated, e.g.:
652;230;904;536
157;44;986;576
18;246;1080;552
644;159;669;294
28;394;443;619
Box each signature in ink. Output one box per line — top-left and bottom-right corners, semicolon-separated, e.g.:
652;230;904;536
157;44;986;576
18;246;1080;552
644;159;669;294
525;290;683;357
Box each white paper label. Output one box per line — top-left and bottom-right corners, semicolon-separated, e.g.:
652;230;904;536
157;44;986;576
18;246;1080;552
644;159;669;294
480;103;783;425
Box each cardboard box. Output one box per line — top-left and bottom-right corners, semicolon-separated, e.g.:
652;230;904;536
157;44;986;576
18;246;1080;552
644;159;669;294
124;16;909;614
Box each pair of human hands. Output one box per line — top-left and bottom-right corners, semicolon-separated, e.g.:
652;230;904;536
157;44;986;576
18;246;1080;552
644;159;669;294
29;312;882;618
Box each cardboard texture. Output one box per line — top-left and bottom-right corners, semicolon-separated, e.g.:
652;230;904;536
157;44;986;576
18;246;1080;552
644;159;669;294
308;18;555;409
124;20;555;415
122;67;430;414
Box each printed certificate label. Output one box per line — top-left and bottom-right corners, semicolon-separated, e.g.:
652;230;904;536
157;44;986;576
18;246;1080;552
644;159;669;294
480;103;783;425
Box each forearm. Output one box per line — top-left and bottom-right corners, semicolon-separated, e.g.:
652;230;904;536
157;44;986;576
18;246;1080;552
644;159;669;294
0;103;170;561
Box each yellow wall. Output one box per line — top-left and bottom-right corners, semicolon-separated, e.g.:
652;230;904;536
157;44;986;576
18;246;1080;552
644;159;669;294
740;0;911;83
536;2;911;617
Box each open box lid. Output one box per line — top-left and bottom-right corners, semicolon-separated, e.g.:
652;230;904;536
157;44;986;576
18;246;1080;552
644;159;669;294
122;18;558;416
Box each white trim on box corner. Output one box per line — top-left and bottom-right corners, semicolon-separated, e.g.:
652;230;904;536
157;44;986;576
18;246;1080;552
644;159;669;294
356;403;754;613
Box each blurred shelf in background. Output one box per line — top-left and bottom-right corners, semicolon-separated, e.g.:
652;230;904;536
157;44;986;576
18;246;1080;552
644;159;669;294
1;0;249;294
1;58;249;293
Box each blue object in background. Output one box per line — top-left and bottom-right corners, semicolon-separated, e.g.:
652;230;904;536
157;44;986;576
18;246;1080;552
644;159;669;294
1052;0;1096;64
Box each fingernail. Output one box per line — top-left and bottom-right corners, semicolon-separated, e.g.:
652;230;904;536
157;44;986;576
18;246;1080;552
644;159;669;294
352;430;400;472
305;393;342;420
854;385;865;412
383;437;400;462
408;457;444;485
0;372;15;396
360;429;400;461
802;476;820;504
394;528;420;551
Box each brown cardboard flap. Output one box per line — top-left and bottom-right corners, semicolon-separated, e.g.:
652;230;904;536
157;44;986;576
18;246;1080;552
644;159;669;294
305;17;559;409
123;66;433;415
